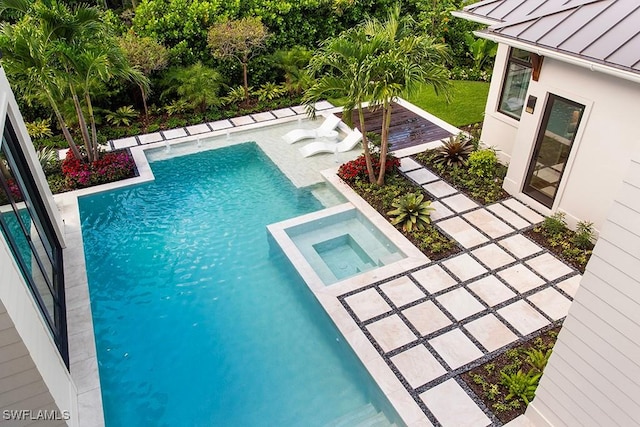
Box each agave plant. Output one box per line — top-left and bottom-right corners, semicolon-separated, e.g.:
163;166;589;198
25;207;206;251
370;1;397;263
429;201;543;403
387;192;434;232
106;106;139;126
435;133;474;167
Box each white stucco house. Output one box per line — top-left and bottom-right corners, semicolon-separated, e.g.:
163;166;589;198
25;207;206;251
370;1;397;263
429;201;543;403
453;0;640;232
455;1;640;426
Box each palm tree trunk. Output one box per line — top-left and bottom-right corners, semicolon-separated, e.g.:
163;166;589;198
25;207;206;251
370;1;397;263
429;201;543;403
45;92;83;161
139;84;149;118
72;92;93;162
376;103;393;186
84;92;99;160
357;104;375;184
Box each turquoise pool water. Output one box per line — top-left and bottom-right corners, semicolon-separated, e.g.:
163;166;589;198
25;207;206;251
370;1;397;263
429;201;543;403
80;143;397;426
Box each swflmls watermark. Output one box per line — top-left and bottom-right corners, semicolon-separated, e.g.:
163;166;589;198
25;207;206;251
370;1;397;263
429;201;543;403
2;409;71;421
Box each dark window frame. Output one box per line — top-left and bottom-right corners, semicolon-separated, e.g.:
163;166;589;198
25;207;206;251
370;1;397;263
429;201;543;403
498;48;533;120
523;94;585;208
0;117;68;367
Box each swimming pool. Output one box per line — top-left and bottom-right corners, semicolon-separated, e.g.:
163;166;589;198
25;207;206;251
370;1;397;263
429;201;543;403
80;142;400;426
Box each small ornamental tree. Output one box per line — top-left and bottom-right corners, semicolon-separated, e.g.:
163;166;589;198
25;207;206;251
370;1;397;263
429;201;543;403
118;30;169;117
207;17;270;101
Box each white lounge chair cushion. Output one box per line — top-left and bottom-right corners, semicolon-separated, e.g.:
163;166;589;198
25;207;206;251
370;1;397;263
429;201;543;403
282;114;341;144
299;129;363;158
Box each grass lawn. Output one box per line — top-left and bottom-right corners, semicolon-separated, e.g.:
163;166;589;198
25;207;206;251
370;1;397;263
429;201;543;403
405;80;490;127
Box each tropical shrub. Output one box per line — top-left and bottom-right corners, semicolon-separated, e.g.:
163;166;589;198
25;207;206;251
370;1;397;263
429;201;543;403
572;220;595;249
435;134;474;167
387;192;434;232
468;148;498;179
541;212;567;236
500;370;541;405
525;348;552;373
160;62;223;113
25;119;53;139
106;106;139;126
338;153;400;182
36;147;60;174
253;82;287;102
62;150;135;188
163;100;190;116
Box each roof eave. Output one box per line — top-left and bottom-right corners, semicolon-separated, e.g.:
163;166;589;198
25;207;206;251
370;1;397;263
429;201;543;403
473;30;640;85
450;10;501;26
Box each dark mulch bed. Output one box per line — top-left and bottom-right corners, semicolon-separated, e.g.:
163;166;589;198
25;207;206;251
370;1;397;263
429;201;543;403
413;152;510;206
345;172;460;261
524;228;590;273
462;326;561;424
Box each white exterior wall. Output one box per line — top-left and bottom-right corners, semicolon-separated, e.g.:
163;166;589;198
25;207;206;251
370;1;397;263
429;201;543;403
482;47;640;231
0;237;78;426
479;43;519;163
0;70;78;425
525;157;640;426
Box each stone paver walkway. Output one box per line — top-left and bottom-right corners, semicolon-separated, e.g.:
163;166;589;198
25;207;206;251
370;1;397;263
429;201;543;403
339;157;581;427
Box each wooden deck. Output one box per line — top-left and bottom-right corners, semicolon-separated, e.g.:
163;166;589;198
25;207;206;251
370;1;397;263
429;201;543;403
337;103;453;151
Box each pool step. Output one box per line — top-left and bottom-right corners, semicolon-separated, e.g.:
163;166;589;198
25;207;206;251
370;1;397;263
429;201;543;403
325;403;395;427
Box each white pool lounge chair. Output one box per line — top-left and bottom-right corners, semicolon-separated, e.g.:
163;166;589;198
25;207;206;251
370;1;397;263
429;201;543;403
283;114;341;144
299;129;363;158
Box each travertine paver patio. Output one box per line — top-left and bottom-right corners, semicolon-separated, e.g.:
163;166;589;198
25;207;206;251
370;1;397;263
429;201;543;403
339;156;581;427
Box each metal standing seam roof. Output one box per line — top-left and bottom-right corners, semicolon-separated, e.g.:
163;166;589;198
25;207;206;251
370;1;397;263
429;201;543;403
458;0;640;76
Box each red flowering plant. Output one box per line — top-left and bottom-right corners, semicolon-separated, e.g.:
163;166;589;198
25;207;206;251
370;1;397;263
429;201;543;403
338;153;400;182
62;149;135;189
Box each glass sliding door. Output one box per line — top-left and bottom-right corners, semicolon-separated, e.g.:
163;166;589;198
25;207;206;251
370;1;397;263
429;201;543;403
524;94;584;207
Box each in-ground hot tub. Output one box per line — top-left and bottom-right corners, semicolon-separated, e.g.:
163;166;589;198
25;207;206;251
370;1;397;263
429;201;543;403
268;203;407;287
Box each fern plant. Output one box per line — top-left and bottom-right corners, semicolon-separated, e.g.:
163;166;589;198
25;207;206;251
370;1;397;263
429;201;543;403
387;192;434;232
106;106;139;126
163;100;190;116
500;369;541;405
435;133;474;167
525;348;552;372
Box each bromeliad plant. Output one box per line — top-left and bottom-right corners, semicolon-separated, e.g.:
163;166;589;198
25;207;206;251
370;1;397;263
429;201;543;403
435;133;474;167
387;192;434;232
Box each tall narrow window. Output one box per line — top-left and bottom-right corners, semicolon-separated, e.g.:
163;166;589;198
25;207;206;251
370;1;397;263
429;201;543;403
498;48;533;120
0;117;68;366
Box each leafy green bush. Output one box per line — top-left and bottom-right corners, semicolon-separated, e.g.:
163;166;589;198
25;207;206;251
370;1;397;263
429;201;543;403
166;117;187;129
572;220;595;249
147;123;161;133
468;148;498;179
541;212;567;236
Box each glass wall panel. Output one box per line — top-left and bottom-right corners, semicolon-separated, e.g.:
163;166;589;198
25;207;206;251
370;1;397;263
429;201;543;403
0;117;67;366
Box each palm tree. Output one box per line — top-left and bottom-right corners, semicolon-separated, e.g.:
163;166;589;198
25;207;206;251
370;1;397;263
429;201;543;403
272;46;312;96
305;3;451;186
364;5;451;185
0;10;84;159
161;62;223;113
305;29;381;183
0;0;149;162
